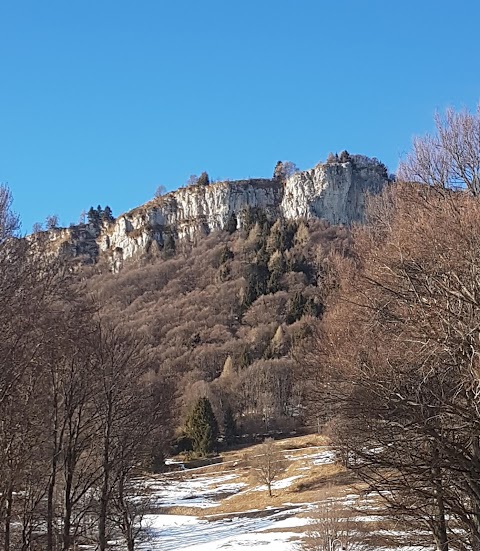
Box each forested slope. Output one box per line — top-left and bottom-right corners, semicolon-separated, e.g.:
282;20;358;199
85;214;352;437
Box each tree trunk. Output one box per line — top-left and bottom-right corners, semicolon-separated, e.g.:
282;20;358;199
98;406;112;551
47;456;58;551
4;484;13;551
62;466;73;551
118;475;135;551
431;448;448;551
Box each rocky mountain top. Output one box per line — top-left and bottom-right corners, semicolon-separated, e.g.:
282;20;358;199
30;154;390;271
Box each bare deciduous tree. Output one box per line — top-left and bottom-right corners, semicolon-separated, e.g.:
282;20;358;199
186;174;199;187
399;104;480;196
304;486;366;550
45;214;60;230
249;438;287;498
154;184;167;198
304;181;480;550
0;184;19;242
0;186;176;550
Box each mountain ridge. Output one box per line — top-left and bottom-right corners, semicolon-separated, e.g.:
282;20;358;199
30;154;390;270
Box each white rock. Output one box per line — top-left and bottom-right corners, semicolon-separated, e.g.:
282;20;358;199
36;156;389;269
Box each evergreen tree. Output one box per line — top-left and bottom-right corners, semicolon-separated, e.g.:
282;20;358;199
304;297;323;318
87;207;98;225
267;250;285;293
241;207;270;234
223;406;237;447
185;397;219;456
273;161;284;180
273;160;298;180
226;213;238;234
163;233;176;258
238;348;251;369
220;244;234;264
197;171;210;186
102;205;115;222
242;261;270;309
286;291;307;324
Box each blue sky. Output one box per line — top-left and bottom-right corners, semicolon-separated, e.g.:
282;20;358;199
1;0;479;233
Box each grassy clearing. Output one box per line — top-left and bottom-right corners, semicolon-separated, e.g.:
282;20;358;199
158;434;358;518
145;434;422;549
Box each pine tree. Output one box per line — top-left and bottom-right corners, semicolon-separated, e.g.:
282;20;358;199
286;292;307;324
242;261;270;309
273;161;284;180
267;250;285;293
185;397;219;456
87;207;97;225
220;245;234;264
223;406;236;447
226;213;238;234
102;205;115;223
197;172;210;186
163;233;176;258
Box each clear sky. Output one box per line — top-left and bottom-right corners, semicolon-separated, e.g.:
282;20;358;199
1;0;479;233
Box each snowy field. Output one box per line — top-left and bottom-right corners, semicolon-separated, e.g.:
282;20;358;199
139;512;306;551
130;441;432;551
138;464;309;549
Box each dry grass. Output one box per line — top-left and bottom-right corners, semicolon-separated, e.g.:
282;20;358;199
152;436;420;549
160;435;354;517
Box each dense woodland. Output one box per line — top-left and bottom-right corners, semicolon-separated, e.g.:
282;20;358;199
2;105;480;550
85;210;351;440
0;180;352;549
304;107;480;551
0;193;173;551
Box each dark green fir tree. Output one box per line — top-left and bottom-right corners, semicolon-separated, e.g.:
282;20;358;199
223;406;237;447
185;397;219;456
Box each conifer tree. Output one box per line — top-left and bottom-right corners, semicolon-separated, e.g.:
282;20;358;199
87;206;100;225
197;172;210;186
220;355;234;379
286;292;307;324
185;397;219;456
163;233;176;258
223;406;236;447
226;213;238;234
220;244;234;264
102;205;114;222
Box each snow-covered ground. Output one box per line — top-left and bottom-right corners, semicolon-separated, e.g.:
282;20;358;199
138;511;306;551
132;442;432;551
144;472;247;509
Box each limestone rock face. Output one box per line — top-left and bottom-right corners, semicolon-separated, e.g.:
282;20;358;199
37;155;390;269
100;179;283;268
27;223;100;264
280;155;388;224
98;179;283;269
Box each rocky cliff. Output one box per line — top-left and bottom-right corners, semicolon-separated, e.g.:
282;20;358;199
33;155;390;270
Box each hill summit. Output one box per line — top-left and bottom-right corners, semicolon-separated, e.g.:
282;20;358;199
33;153;390;270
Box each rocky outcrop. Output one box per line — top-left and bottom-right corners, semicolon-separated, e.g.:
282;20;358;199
27;223;100;265
36;155;390;270
281;155;388;224
99;178;282;269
